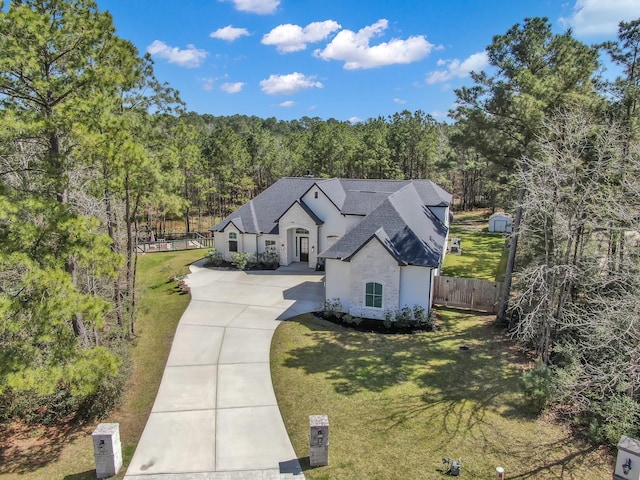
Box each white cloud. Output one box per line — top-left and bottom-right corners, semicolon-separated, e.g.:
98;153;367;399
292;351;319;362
201;77;216;91
147;40;207;68
431;110;447;118
314;19;434;70
426;51;488;84
559;0;640;36
278;100;296;107
220;82;245;93
348;116;362;124
393;98;407;105
210;25;250;41
227;0;279;15
262;20;341;53
259;72;323;95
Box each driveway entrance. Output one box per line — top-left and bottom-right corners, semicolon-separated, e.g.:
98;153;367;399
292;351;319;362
124;261;324;480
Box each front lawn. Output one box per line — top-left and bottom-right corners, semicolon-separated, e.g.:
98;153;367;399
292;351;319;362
271;310;612;479
0;249;204;480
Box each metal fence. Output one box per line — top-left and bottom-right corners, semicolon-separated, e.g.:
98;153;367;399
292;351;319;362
136;232;215;253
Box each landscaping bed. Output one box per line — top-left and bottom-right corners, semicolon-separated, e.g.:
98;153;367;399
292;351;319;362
203;249;279;270
203;260;279;271
313;309;440;334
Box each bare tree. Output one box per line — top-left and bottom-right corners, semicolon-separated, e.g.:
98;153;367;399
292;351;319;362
510;107;640;438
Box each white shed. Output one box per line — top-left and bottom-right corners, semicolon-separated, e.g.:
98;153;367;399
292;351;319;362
488;212;512;233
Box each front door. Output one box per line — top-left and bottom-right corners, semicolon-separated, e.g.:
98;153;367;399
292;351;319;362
299;236;309;262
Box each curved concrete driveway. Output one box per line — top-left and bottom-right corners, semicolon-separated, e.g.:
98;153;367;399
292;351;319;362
124;261;324;480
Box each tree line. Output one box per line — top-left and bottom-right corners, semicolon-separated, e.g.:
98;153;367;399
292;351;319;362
1;0;639;445
174;110;458;233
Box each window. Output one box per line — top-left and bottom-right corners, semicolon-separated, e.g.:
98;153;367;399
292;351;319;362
365;282;383;308
295;228;309;234
265;240;276;252
314;191;318;199
228;232;238;252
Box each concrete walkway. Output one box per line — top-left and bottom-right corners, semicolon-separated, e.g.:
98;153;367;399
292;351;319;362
124;261;324;480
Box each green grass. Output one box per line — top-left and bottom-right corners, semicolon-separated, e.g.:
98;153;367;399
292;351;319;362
107;249;205;479
0;249;204;480
271;311;613;480
442;225;508;281
451;209;492;223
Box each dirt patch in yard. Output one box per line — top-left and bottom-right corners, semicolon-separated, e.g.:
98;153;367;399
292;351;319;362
0;420;92;475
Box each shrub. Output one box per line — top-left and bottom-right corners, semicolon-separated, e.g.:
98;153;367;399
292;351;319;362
395;306;413;328
77;343;131;421
383;306;437;330
343;313;363;326
0;386;77;425
412;305;427;325
602;395;640;445
258;251;279;269
324;298;343;320
245;254;258;270
423;308;439;331
521;361;555;412
204;249;223;266
231;252;251;270
383;310;395;329
580;393;640;446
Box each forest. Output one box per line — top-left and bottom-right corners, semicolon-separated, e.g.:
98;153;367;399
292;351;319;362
1;0;639;446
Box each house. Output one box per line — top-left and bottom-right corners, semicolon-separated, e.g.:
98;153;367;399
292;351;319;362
211;177;451;319
488;212;512;233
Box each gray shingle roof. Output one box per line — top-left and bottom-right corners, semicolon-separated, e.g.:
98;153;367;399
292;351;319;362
212;177;318;234
320;183;448;267
275;199;323;225
412;180;452;206
316;178;346;209
341;191;392;216
212;177;450;264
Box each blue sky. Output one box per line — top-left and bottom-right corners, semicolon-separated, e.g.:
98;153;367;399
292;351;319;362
100;0;640;122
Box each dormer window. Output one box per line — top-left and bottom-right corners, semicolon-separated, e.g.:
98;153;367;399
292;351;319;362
314;191;318;199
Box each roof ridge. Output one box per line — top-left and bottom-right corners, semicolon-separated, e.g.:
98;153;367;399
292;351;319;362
248;199;260;233
387;181;417;199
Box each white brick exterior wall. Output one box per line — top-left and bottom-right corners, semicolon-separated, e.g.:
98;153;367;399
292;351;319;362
302;186;345;253
325;259;351;310
399;265;432;312
348;239;400;320
214;224;243;261
325;244;434;320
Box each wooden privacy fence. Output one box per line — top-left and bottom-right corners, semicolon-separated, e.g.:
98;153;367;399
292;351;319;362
433;275;504;313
